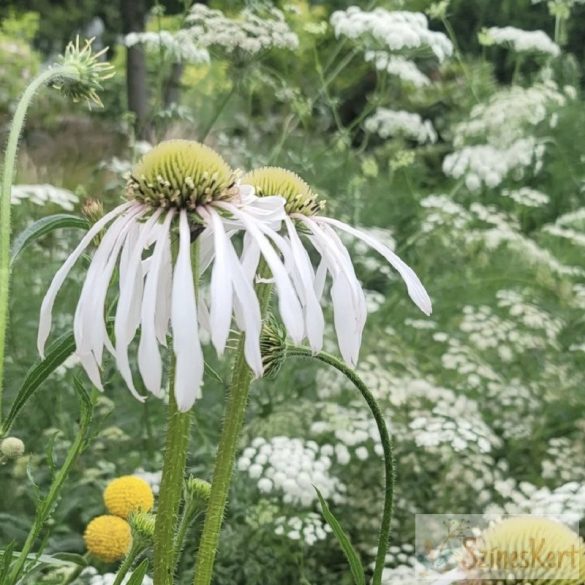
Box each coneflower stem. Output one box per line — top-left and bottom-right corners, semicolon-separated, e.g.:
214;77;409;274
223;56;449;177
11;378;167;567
113;540;146;585
0;64;76;425
193;265;272;585
153;356;192;585
286;347;395;585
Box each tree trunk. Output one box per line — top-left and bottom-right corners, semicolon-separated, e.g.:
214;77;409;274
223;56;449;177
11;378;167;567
121;0;149;139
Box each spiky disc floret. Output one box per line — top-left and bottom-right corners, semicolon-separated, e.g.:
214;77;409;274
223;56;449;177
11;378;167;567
243;167;324;216
126;140;238;209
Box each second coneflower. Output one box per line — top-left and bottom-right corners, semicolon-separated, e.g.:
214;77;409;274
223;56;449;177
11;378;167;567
37;140;303;411
243;167;432;366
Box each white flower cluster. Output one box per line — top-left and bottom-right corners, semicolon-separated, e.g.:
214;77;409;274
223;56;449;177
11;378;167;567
420;194;472;235
82;568;153;585
543;224;585;248
453;83;566;148
365;108;437;144
186;4;299;55
331;7;453;62
124;31;210;63
274;512;332;545
237;436;346;506
541;437;585;482
489;481;585;523
311;402;384;462
133;468;162;495
12;184;78;211
442;138;544;191
364;52;430;87
439;337;500;388
459;304;557;360
409;414;494;453
496;290;563;340
502;187;550;208
481;26;560;57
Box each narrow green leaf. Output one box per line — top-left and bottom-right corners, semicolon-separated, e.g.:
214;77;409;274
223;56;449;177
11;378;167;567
126;558;150;585
315;487;366;585
51;552;88;567
10;214;89;267
0;542;16;580
1;332;76;436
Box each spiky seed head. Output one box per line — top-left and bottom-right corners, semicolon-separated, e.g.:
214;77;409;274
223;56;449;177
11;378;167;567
50;36;115;107
243;167;324;216
126;140;238;209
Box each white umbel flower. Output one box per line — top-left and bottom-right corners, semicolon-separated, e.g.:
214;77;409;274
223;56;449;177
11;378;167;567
243;168;432;367
37;140;300;411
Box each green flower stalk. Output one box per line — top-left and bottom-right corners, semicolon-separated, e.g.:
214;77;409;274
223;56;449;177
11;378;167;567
0;37;113;425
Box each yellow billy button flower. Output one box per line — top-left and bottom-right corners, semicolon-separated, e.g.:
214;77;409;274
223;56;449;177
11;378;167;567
84;515;132;563
243;166;432;367
104;475;154;519
37;140;309;412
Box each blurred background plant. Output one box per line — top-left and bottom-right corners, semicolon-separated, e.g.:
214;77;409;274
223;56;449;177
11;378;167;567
1;0;585;584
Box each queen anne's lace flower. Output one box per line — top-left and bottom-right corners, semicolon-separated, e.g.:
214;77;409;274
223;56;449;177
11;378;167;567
124;31;210;63
365;52;430;87
331;7;453;62
11;184;78;210
186;4;298;55
480;26;560;57
365;108;437;144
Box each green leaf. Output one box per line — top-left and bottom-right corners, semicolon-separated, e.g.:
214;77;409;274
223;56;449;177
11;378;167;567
315;486;366;585
1;332;76;436
10;214;89;267
126;558;150;585
51;552;88;567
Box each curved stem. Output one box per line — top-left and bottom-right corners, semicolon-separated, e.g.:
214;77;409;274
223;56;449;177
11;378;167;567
0;64;74;425
193;268;272;585
153;358;192;585
286;347;395;585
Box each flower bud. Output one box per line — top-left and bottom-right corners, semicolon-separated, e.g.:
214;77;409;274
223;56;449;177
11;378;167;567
1;437;25;459
185;476;211;506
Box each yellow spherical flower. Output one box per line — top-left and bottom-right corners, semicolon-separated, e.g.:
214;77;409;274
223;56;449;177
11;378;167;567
469;517;585;584
84;515;132;563
103;475;154;519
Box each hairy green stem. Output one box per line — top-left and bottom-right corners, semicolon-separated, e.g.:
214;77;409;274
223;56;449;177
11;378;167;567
7;393;92;584
0;64;76;425
193;269;272;585
153;361;192;585
286;347;395;585
113;541;145;585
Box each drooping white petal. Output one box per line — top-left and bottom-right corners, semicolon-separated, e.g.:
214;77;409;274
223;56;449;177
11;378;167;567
38;201;134;356
155;224;173;345
217;202;304;343
115;210;163;396
207;208;263;376
283;216;325;351
171;210;204;411
317;216;432;315
208;209;234;355
73;207;144;388
298;216;365;365
241;232;261;283
138;210;174;397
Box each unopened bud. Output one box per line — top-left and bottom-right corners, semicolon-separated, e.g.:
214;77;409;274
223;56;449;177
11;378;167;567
1;437;25;459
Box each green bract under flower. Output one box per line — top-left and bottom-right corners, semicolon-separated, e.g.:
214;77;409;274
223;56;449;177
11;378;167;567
243;167;324;216
126;140;238;209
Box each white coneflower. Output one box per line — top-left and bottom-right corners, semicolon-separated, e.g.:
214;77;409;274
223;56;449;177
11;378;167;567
242;167;432;366
37;140;303;411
